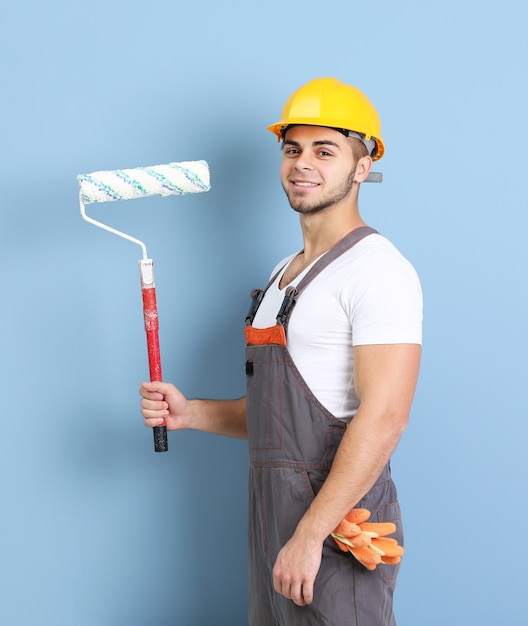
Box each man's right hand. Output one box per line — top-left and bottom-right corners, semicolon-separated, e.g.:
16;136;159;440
139;381;189;431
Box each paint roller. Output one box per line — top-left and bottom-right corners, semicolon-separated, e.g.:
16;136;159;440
78;160;211;452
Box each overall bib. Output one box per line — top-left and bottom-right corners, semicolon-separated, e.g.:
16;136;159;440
244;227;402;626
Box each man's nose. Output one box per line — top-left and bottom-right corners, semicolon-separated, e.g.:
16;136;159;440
294;151;315;170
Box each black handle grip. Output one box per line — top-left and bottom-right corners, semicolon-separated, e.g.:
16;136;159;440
153;425;168;452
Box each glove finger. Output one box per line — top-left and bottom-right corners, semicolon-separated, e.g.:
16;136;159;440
348;532;371;548
381;555;402;565
333;518;362;537
350;545;382;567
358;521;397;537
332;536;351;552
332;532;372;549
372;537;404;557
345;508;371;524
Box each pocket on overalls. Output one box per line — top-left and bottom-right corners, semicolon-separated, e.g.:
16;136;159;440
354;468;403;585
376;500;403;585
305;469;329;496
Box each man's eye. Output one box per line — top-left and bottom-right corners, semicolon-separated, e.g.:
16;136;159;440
318;150;332;157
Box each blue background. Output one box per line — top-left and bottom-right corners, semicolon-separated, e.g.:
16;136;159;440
1;1;526;624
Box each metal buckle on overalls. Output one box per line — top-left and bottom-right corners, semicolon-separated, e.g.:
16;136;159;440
276;286;297;326
245;288;264;326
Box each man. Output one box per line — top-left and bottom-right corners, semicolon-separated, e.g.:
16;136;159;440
140;77;422;625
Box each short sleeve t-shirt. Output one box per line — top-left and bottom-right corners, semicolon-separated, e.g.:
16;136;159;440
251;233;423;422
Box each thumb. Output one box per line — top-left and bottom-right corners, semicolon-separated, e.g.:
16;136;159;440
139;380;176;398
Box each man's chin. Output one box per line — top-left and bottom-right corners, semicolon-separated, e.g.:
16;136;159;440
289;201;329;215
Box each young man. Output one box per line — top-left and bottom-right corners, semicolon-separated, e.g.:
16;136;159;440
140;77;423;625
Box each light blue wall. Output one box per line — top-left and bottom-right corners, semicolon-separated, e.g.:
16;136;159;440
1;1;526;624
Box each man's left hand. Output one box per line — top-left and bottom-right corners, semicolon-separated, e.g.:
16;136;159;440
272;533;323;606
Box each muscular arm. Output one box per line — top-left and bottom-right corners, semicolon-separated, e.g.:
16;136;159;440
184;397;248;439
140;381;248;439
272;343;421;606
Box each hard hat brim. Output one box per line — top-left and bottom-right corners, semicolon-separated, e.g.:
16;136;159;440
267;121;384;161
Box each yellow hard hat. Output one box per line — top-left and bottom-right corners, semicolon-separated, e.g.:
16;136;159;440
268;77;385;161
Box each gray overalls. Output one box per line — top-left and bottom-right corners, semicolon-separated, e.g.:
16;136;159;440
244;227;403;626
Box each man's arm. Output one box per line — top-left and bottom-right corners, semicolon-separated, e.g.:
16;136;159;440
140;381;248;439
272;343;421;606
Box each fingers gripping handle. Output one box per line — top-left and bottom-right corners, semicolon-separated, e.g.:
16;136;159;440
140;260;168;452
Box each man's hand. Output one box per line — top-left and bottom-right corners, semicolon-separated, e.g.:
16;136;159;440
272;532;323;606
140;383;248;439
139;381;189;431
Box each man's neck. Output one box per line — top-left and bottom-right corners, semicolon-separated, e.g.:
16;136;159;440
299;204;366;262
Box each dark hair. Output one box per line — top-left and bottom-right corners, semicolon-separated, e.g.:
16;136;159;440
281;124;371;162
348;136;369;162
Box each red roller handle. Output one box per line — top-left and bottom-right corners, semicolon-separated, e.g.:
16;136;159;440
140;260;168;452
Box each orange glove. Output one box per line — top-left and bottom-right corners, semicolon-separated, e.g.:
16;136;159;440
331;508;404;570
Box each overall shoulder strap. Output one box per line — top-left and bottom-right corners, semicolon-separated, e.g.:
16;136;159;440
276;226;378;327
295;226;378;296
245;263;288;326
246;226;378;327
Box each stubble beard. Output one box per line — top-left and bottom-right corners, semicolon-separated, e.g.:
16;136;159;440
283;169;357;215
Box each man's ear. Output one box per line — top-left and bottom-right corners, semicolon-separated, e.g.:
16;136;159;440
354;156;373;183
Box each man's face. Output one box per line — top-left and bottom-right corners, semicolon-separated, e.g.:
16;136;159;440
280;125;358;215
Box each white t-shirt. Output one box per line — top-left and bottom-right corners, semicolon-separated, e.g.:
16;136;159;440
252;233;423;423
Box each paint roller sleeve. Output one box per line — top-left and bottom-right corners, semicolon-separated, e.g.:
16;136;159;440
77;160;210;204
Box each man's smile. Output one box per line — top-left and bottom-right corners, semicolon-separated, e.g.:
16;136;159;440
291;180;320;188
